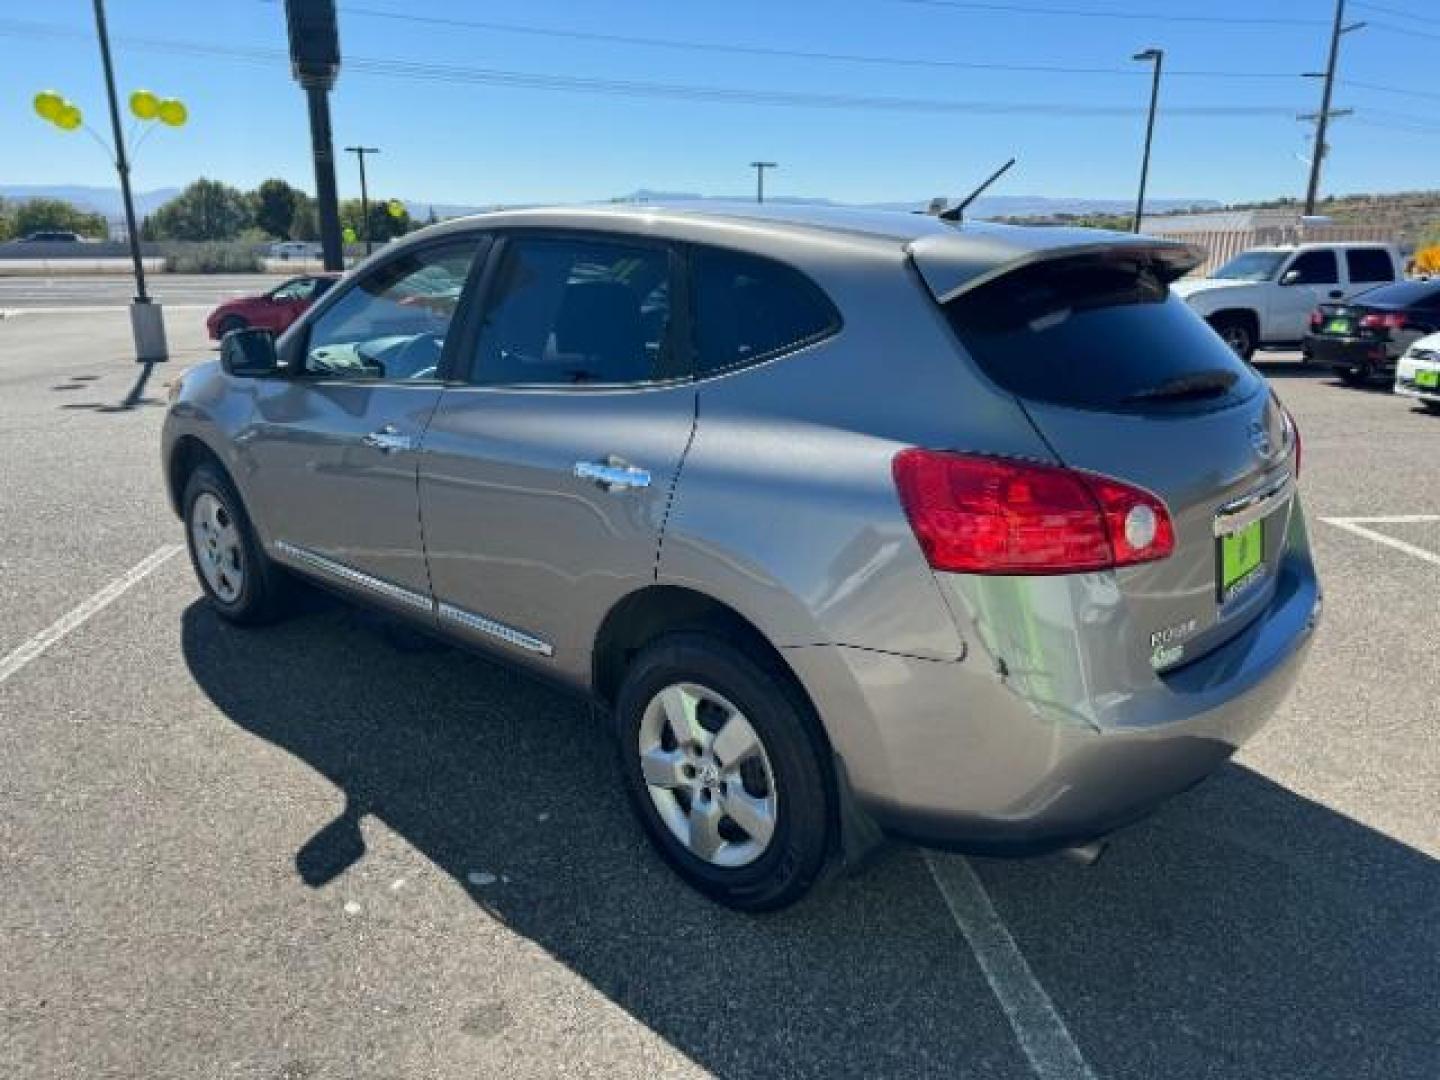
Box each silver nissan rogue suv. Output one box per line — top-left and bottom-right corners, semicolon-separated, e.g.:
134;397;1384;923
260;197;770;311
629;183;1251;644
162;204;1320;910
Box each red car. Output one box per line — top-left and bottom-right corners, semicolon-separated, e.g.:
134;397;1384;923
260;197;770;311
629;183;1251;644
206;274;339;340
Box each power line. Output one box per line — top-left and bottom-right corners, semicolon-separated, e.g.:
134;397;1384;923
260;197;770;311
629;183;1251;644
243;0;1299;80
1367;18;1440;42
0;20;1302;118
1342;78;1440;103
1354;119;1440;138
1350;0;1430;24
889;0;1326;27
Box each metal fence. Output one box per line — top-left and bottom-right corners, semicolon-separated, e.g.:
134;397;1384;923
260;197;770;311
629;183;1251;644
1147;225;1413;277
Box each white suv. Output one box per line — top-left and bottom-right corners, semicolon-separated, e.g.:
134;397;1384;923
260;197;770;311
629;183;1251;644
1172;243;1402;359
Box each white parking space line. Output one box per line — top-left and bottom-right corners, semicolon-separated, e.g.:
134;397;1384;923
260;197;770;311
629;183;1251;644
1320;516;1440;568
0;545;183;686
926;856;1098;1080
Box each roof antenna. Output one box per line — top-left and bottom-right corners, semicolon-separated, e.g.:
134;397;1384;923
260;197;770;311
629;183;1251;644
939;157;1016;223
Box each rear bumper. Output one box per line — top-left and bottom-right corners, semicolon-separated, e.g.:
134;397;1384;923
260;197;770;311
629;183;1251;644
786;532;1321;854
1303;334;1396;372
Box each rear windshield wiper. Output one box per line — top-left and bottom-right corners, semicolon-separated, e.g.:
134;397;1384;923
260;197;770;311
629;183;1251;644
1124;370;1238;404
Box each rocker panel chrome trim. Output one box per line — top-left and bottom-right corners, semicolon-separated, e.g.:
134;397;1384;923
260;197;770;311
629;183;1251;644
272;541;435;614
437;602;555;657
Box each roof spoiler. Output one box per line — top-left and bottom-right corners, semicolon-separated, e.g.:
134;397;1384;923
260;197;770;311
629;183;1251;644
908;231;1204;306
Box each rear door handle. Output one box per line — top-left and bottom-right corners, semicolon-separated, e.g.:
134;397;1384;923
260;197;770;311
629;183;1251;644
575;457;651;491
362;425;414;453
1328;290;1344;299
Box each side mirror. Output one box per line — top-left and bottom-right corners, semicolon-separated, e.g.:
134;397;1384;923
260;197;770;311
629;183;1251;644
220;328;279;377
1280;269;1302;286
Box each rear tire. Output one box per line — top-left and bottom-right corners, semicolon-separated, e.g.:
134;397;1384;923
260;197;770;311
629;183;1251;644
614;632;833;911
1209;314;1256;361
1338;364;1373;386
182;462;289;625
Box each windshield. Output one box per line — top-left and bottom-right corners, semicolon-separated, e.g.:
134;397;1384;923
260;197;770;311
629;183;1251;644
1211;251;1287;282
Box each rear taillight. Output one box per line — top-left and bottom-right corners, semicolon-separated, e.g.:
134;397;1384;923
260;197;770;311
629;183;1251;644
892;450;1174;575
1281;405;1302;478
1309;308;1324;330
1360;312;1406;331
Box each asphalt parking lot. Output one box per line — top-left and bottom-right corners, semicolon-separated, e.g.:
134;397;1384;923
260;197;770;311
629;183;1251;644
2;300;1437;1079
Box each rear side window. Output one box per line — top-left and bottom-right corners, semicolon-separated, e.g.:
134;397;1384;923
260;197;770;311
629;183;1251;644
1286;250;1339;285
1357;280;1440;309
945;253;1261;412
691;248;839;376
471;237;676;386
1345;248;1395;284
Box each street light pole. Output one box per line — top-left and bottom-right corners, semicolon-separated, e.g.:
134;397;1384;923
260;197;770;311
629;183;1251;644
285;0;343;272
345;146;379;255
750;161;777;204
92;0;166;361
1132;48;1163;235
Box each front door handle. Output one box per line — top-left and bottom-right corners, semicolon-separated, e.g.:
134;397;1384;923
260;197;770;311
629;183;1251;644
362;425;414;453
1328;290;1343;299
575;457;651;491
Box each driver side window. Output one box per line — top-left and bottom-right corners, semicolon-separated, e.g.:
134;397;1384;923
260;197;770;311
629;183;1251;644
302;239;482;381
1285;250;1338;286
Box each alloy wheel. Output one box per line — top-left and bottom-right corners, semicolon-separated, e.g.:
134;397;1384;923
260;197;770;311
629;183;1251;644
637;682;778;868
190;491;245;603
1220;324;1251;356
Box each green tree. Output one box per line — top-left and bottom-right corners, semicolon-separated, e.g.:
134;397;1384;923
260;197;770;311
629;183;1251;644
251;178;305;239
147;178;252;241
0;197;13;241
291;198;318;240
10;198;108;238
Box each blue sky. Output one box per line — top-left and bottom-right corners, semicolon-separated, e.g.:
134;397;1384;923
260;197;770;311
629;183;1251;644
2;0;1437;207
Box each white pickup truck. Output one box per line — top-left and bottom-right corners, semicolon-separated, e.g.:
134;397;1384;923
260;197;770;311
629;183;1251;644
1172;242;1404;359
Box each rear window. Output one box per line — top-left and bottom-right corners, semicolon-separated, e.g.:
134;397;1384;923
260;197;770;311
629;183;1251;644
691;249;840;376
1345;248;1395;284
945;253;1261;412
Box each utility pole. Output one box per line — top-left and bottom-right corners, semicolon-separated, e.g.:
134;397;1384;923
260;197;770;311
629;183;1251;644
92;0;167;361
285;0;344;271
1302;0;1365;216
750;161;777;204
345;146;379;254
1131;48;1163;234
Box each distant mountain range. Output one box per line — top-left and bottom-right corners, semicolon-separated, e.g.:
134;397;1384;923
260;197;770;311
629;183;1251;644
1;183;1219;224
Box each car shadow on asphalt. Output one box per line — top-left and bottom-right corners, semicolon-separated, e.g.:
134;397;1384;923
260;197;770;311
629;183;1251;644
180;599;1439;1080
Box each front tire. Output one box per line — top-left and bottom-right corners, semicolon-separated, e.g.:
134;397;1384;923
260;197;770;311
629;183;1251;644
1210;314;1256;361
614;633;833;911
182;463;288;625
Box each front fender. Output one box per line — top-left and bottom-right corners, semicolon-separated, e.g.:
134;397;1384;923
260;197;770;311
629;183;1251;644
161;360;261;515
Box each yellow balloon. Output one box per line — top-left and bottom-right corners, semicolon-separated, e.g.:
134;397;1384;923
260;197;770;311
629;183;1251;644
33;90;64;122
55;104;83;131
157;99;187;127
129;89;160;120
386;199;405;219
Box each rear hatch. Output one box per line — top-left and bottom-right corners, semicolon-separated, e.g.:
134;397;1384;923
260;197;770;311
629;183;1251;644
923;243;1298;672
